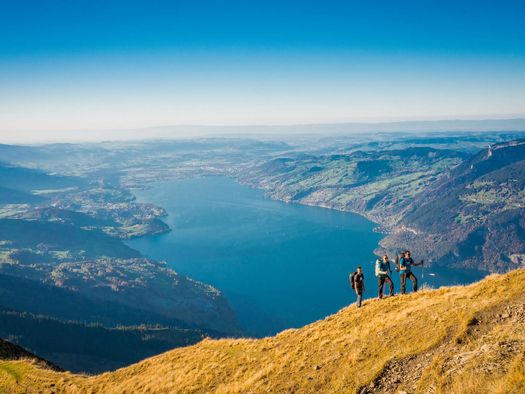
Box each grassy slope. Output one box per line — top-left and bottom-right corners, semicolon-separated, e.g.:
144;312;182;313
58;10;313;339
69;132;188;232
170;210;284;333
2;269;525;393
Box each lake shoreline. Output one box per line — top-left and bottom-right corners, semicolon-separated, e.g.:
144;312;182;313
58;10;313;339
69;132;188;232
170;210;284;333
127;176;489;337
126;176;383;336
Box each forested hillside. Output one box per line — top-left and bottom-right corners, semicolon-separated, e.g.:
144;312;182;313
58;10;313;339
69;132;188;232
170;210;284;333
382;140;525;272
242;139;525;272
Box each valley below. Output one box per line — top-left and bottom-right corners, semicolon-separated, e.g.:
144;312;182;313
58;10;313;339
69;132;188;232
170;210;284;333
1;132;525;376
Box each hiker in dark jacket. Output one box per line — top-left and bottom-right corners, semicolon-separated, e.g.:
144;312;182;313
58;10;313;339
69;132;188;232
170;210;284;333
351;266;365;308
375;254;394;298
397;250;423;294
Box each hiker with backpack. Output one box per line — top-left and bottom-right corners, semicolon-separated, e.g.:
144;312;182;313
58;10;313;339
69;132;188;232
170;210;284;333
375;254;394;298
396;250;423;294
350;266;365;308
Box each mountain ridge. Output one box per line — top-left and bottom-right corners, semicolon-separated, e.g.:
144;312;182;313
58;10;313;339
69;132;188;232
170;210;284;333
1;268;524;393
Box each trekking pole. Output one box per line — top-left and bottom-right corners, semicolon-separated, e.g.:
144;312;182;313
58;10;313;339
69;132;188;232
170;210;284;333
420;259;425;284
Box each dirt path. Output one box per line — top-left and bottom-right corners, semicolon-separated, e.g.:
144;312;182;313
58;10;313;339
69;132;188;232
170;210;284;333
359;292;525;394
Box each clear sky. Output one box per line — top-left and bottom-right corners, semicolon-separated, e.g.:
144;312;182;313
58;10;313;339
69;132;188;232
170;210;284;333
1;0;525;141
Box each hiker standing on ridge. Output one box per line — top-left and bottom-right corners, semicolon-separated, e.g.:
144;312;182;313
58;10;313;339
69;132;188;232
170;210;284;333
350;266;365;308
375;254;394;298
397;250;423;294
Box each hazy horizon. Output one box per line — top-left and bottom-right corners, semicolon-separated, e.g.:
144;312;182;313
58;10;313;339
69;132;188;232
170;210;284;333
2;1;525;142
1;117;525;144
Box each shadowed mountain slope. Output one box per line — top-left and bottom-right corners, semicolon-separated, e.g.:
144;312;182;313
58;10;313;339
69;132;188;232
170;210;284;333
382;139;525;272
242;139;525;273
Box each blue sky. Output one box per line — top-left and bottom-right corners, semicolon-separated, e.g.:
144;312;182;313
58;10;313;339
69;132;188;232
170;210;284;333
1;0;525;139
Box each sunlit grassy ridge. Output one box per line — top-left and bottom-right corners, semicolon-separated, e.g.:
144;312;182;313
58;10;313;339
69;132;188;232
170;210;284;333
2;269;525;393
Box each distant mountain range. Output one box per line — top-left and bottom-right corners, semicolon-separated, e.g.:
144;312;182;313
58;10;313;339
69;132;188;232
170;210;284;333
97;117;525;140
4;118;525;142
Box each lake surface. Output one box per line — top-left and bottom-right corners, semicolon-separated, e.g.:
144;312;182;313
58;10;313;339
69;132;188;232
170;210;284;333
127;176;487;336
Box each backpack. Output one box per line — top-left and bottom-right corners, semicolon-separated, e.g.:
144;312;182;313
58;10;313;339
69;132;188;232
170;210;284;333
349;271;357;289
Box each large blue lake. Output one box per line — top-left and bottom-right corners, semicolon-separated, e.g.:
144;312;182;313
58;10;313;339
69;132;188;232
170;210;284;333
127;176;487;336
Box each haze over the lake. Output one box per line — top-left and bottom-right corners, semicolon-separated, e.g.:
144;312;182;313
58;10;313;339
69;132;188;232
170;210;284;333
1;0;525;142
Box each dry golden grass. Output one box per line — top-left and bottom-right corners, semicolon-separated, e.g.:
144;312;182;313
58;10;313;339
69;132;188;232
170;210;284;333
1;269;525;393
